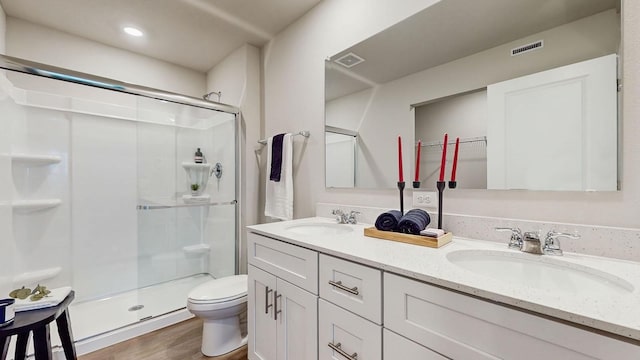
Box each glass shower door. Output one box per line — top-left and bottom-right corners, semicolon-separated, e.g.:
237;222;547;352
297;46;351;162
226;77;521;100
135;97;237;321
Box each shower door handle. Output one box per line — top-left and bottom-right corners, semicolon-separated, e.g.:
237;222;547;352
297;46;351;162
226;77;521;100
274;291;282;320
265;286;273;314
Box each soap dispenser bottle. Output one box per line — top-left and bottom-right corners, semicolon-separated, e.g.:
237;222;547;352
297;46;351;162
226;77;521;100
194;148;203;164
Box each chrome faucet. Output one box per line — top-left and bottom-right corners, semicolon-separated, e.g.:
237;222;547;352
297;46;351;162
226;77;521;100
331;209;359;224
521;231;544;255
543;230;580;256
495;227;523;250
496;227;580;256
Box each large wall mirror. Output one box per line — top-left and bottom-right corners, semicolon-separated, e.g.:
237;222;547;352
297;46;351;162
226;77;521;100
325;0;621;191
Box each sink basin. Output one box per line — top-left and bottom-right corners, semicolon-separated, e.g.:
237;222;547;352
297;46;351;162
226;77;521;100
446;250;634;295
285;223;354;236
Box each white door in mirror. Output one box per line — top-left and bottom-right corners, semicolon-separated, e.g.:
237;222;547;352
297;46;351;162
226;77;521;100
487;54;617;191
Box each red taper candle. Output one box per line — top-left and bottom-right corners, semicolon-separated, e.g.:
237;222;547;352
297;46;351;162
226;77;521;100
451;137;460;182
398;136;404;182
438;133;448;181
415;140;422;181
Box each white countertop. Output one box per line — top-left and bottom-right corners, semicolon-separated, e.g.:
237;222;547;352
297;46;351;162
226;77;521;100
247;217;640;342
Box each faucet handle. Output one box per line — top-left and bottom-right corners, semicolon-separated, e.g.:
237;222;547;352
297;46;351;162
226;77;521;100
544;230;580;256
347;211;360;224
495;227;523;249
332;209;349;224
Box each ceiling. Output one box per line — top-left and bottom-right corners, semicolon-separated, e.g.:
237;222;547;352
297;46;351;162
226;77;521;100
0;0;322;72
326;0;619;100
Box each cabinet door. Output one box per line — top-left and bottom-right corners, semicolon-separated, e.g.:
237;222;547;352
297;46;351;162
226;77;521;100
318;299;381;360
276;278;318;360
249;265;278;360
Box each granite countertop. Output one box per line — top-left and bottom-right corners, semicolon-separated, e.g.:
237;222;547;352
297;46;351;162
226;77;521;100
247;217;640;342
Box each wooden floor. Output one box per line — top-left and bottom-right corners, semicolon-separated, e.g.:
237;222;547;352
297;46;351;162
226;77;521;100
79;318;248;360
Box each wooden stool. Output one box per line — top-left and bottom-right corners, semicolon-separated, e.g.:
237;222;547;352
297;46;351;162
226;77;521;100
0;291;76;360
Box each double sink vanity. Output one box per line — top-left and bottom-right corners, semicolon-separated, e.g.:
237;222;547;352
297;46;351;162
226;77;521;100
247;217;639;359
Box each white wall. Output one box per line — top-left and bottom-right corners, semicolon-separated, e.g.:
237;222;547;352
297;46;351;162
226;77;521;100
0;3;6;53
415;90;487;189
6;17;206;98
206;44;261;273
263;0;640;229
264;0;440;219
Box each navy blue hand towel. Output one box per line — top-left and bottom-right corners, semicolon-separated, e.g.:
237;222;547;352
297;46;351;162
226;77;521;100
269;133;285;182
397;209;431;235
375;210;403;231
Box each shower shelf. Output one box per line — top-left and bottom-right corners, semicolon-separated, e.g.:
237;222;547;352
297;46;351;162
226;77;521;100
136;199;237;210
11;153;62;166
13;267;62;284
183;244;211;255
12;199;62;212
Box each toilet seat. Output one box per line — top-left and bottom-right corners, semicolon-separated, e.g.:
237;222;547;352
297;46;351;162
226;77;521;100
188;275;248;304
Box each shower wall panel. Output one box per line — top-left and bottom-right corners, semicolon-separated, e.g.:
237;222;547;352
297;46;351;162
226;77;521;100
71;116;138;301
11;106;71;290
0;73;15;297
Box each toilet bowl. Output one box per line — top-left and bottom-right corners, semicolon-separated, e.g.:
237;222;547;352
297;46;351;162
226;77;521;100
187;274;248;357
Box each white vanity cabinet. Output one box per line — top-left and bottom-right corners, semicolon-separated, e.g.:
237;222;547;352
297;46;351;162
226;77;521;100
247;226;640;360
247;233;318;360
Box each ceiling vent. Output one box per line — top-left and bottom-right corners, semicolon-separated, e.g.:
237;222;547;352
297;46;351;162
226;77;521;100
511;40;543;56
335;52;365;68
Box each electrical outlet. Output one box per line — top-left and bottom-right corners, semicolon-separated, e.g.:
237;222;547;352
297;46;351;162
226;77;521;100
412;190;437;209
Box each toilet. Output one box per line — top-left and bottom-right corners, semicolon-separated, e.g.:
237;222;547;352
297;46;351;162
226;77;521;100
187;274;248;357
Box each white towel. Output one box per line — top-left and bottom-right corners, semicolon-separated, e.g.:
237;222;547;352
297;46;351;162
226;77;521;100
265;134;293;220
14;286;72;312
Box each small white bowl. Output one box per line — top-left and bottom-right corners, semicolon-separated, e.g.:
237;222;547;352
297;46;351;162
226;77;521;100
0;298;15;327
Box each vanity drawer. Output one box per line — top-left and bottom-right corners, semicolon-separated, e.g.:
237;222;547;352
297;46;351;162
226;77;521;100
247;232;318;294
384;273;639;360
383;329;447;360
319;254;382;324
318;299;381;360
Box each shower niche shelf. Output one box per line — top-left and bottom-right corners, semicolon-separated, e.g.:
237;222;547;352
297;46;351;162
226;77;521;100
182;162;212;197
12;199;62;212
183;244;211;255
11;153;62;166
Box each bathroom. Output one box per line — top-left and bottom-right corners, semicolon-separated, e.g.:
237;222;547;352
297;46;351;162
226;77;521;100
0;0;638;359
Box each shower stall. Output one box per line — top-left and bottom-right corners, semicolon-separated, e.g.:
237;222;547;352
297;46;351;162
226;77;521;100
0;55;240;355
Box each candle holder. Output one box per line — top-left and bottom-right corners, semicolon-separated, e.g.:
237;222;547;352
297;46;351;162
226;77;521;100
448;181;457;189
412;181;420;189
436;181;446;229
397;181;405;215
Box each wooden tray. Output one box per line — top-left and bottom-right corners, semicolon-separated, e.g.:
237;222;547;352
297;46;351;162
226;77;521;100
363;227;452;248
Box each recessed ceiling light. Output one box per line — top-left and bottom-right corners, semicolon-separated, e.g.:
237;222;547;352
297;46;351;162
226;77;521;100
123;27;144;37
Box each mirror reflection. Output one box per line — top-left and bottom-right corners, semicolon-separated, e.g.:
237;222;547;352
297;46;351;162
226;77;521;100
325;0;620;191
